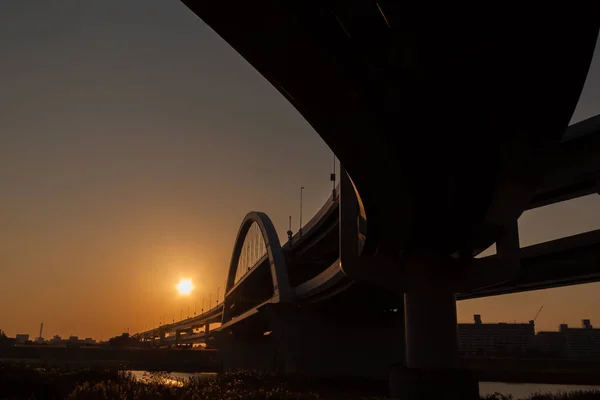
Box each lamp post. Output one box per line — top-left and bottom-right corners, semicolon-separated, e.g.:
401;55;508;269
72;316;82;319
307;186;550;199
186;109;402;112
216;287;220;305
299;186;304;236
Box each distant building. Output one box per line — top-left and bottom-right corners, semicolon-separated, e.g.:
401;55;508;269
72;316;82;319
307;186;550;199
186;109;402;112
61;336;97;346
535;331;566;358
108;332;143;348
83;338;95;345
49;335;65;345
560;320;600;360
458;314;535;357
15;334;29;344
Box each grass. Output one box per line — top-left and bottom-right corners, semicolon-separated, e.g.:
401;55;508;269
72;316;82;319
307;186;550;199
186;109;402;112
483;393;600;400
1;363;600;399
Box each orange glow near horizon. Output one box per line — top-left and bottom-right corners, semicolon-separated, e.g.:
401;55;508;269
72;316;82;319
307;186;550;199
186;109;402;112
1;0;599;341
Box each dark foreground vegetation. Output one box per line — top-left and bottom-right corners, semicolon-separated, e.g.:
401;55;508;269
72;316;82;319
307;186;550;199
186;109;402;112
1;363;600;399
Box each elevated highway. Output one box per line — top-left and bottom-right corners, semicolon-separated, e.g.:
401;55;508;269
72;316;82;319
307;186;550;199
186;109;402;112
149;4;599;397
135;113;600;343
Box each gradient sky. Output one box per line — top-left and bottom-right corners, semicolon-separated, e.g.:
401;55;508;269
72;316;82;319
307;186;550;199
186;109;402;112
1;1;599;340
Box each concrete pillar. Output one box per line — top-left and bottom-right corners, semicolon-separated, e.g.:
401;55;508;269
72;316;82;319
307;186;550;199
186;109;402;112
214;328;278;373
390;255;479;400
259;302;404;379
205;322;210;335
159;328;166;347
175;330;181;347
404;285;458;368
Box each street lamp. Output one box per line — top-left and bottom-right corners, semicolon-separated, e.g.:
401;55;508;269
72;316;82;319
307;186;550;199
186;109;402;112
299;186;304;236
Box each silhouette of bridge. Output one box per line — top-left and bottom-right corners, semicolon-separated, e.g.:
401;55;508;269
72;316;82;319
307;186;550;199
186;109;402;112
134;4;599;398
135;113;600;344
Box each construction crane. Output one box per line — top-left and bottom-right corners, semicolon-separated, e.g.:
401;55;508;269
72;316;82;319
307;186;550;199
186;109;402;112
533;306;544;323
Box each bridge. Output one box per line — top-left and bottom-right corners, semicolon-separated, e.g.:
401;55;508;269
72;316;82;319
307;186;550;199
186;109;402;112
136;4;599;399
133;112;600;382
136;113;600;342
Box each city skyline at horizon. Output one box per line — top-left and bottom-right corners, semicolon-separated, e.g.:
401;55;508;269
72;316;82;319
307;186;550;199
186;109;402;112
8;306;599;342
1;1;600;340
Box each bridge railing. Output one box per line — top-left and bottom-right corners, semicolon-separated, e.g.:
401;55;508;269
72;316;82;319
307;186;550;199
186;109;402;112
284;183;340;249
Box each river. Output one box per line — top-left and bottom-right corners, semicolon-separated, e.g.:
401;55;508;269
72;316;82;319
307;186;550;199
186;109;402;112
129;371;600;398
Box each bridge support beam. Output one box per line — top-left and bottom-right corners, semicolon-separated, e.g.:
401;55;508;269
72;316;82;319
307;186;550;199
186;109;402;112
213;326;279;373
159;328;166;347
389;255;479;400
261;303;404;380
404;275;458;369
216;302;404;381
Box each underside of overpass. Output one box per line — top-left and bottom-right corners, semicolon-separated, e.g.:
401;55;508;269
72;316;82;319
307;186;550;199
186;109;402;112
157;3;600;398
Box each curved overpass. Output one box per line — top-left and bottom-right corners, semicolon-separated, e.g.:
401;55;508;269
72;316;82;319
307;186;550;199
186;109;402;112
134;113;600;344
224;113;600;311
183;1;598;264
140;6;599;386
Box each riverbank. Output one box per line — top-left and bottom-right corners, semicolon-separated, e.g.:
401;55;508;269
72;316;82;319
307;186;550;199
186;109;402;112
5;347;600;386
2;363;600;399
0;345;220;372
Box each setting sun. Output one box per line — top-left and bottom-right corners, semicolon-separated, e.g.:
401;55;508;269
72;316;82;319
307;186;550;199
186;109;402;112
176;279;194;295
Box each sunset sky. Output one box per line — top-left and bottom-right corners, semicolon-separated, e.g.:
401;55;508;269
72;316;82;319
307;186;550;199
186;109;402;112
1;1;599;340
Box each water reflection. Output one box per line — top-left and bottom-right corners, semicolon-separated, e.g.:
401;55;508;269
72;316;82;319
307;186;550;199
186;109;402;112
129;370;217;387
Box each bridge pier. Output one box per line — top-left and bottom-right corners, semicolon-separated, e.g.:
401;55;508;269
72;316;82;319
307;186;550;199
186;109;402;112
389;255;479;400
405;263;459;369
217;302;404;380
159;327;166;347
213;324;279;373
270;303;404;379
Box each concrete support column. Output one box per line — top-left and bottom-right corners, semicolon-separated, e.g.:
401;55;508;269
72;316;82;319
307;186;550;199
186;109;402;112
159;328;166;347
390;255;479;400
404;285;458;369
214;328;278;373
205;322;210;335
